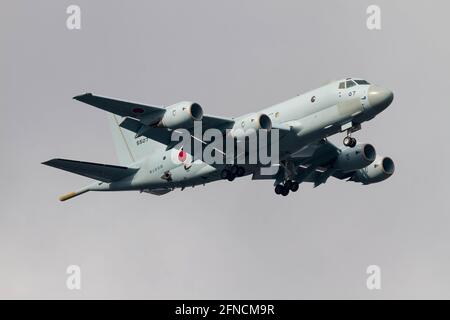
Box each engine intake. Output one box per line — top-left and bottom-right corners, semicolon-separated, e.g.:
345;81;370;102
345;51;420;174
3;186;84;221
351;156;395;184
157;101;203;129
333;143;376;172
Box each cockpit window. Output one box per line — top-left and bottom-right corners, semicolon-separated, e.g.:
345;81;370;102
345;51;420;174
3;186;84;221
355;79;370;85
346;80;356;88
338;82;345;89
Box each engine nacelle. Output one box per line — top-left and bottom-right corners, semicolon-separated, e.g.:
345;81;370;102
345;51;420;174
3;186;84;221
351;156;395;184
333;144;376;172
157;101;203;129
229;113;272;139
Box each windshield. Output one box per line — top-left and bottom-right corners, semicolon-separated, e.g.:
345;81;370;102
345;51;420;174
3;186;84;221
346;80;356;88
354;79;370;85
339;79;370;89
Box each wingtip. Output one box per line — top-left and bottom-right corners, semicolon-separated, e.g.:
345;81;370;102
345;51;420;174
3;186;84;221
42;159;54;166
73;93;92;101
41;159;60;166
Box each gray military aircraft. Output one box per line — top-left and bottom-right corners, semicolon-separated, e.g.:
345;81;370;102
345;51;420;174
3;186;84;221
43;77;394;200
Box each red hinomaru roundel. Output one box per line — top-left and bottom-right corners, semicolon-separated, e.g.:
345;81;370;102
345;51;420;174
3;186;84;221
178;150;187;162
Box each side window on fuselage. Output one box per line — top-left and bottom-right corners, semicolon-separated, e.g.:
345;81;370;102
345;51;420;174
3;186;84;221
338;82;345;89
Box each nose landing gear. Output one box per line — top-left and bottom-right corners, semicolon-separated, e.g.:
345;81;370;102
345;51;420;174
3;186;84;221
343;136;357;148
342;124;360;148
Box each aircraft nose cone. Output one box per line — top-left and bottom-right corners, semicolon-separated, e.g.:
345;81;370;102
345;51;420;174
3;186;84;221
368;85;394;111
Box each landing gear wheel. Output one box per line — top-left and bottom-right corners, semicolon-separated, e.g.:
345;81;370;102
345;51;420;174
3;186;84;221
220;169;230;180
227;173;236;181
281;186;290;196
290;181;299;192
284;180;293;190
275;184;283;195
236;166;245;177
343;136;352;147
343;136;357;148
230;165;238;175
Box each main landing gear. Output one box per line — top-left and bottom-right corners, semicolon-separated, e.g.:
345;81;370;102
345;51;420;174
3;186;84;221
221;165;245;181
274;180;299;196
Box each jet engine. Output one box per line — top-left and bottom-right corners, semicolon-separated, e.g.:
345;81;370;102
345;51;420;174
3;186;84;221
350;156;395;184
229;113;272;139
333;143;376;172
157;101;203;129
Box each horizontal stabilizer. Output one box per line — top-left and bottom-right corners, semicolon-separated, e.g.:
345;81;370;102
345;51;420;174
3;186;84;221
119;117;173;146
42;158;138;183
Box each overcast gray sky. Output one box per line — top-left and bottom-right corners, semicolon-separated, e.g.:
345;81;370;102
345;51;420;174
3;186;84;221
1;0;450;299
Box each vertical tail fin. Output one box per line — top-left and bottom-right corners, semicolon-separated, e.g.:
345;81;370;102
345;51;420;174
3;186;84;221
107;114;164;165
108;114;136;165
